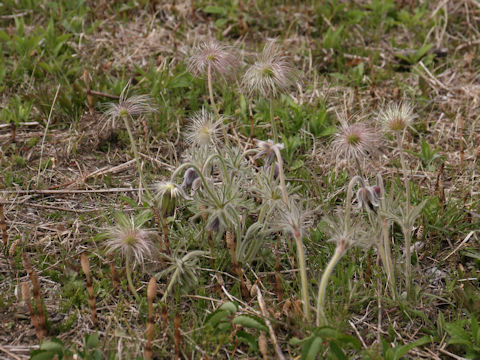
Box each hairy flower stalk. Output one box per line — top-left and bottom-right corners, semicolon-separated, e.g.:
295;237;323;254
378;102;415;297
316;242;345;326
316;176;367;326
187;41;238;141
376;175;396;300
278;200;312;322
397;131;413;296
103;83;156;201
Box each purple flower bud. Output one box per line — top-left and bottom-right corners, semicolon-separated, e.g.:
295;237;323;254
182;167;199;189
208;217;220;233
356;185;381;212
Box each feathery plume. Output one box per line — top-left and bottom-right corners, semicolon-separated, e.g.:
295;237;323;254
102;81;156;131
332;121;378;162
185;108;224;147
104;213;155;266
242;40;297;98
377;102;415;133
186;40;239;79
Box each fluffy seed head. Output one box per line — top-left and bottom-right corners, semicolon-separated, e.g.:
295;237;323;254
102;82;157;130
185;108;224;147
105;213;155;266
377;102;415;132
242;40;297;98
276;199;313;240
332;122;378;162
186;40;239;79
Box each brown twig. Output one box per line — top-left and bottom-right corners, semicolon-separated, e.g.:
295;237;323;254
22;253;47;338
0;203;7;247
80;253;97;326
21;282;43;340
174;312;181;360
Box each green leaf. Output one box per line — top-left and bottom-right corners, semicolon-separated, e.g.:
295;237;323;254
233;315;268;333
236;330;259;351
319;126;337;137
31;351;59;360
302;336;323;360
387;336;431;360
329;341;347;360
39;339;65;353
202;6;226;16
205;309;230;328
86;332;99;349
219;301;238;315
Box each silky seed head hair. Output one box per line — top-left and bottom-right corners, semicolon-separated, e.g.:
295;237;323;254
332;121;378;162
102;81;156;130
185;107;224;147
242;40;297;98
105;213;155;266
377;102;415;133
186;40;239;79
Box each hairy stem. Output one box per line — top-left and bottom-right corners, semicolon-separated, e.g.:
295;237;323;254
272;146;289;207
269;98;278;143
122;115;144;199
316;245;345;326
344;175;362;232
125;256;140;302
294;233;310;323
207;64;218;114
396;131;412;296
161;266;180;302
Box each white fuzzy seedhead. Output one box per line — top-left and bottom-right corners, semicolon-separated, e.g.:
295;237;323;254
186;40;239;79
377;102;415;133
242;40;297;98
185;107;224;147
105;213;155;266
102;82;157;130
332;122;378;162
